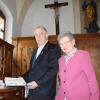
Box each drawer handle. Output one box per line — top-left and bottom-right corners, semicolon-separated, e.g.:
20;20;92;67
16;92;19;96
0;96;4;99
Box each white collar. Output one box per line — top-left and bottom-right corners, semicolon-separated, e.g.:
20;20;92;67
38;40;48;49
65;48;77;59
36;40;48;58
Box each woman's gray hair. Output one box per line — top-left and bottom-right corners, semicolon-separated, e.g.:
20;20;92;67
57;31;75;42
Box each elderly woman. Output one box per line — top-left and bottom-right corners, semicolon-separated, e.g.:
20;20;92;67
55;32;99;100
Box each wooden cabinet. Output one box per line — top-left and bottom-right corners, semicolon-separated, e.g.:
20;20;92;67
0;38;14;79
0;87;25;100
0;39;25;100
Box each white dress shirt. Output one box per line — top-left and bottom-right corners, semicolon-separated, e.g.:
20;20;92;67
36;40;48;59
64;48;77;65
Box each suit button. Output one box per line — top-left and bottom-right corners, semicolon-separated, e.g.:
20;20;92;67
64;70;66;72
64;92;66;94
64;81;66;83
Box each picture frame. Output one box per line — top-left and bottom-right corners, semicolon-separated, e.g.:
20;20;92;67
79;0;99;33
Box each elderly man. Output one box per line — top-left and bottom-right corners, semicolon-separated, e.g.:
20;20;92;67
22;26;60;100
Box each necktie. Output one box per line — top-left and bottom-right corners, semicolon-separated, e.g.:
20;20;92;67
31;54;36;68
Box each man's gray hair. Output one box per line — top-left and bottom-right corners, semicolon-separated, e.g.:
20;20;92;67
57;31;74;42
34;26;48;33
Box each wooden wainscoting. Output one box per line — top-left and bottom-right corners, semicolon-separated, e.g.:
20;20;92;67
75;34;100;89
12;34;100;89
12;35;57;76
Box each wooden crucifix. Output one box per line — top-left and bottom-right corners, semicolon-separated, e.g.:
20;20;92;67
45;0;68;35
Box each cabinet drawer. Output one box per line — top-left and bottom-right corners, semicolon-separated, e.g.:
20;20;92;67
0;89;23;100
0;91;21;100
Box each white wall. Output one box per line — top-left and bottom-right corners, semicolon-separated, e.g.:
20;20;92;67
0;0;13;43
21;0;75;36
1;0;99;40
1;0;22;37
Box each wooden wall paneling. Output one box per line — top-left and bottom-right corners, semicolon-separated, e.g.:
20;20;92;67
12;34;100;89
12;37;37;76
21;47;34;74
75;34;100;88
12;36;58;76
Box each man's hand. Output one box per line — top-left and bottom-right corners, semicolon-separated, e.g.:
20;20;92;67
27;81;38;89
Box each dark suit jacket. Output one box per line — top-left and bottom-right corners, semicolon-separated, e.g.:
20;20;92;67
22;42;60;100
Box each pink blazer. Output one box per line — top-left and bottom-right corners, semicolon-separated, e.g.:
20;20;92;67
55;50;99;100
